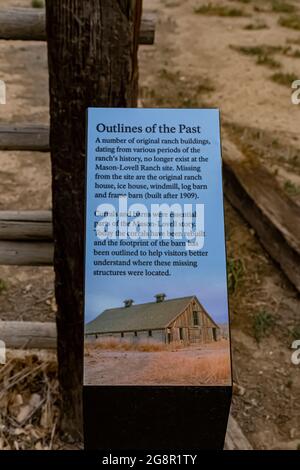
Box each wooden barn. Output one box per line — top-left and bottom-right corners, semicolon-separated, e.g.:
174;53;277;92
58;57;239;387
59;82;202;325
85;294;220;346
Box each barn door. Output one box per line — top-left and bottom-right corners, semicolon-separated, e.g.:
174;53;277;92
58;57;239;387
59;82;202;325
213;328;217;341
166;329;171;344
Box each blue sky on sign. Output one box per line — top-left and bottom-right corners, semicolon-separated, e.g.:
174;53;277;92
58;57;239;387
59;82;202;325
84;108;229;325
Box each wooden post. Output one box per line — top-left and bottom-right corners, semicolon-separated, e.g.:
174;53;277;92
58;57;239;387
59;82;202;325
45;0;142;441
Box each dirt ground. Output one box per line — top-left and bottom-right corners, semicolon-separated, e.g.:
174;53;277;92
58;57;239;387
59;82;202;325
84;340;231;386
0;0;300;450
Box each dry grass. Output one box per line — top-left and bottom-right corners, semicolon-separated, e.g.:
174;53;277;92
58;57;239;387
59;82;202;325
0;352;60;450
86;337;168;353
140;69;214;109
226;122;300;173
85;340;231;386
0;352;84;450
230;45;285;69
141;350;231;385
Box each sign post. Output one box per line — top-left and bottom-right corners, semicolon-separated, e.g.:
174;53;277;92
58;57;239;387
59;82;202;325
83;108;232;450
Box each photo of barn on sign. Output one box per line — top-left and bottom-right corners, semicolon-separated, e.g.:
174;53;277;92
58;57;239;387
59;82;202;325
84;293;229;385
83;108;231;387
85;294;219;346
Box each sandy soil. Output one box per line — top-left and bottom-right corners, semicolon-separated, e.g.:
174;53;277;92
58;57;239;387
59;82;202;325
84;341;231;386
141;0;300;200
0;0;299;450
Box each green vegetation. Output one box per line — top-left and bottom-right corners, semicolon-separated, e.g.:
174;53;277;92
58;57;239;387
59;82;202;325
140;69;214;110
283;179;300;196
226;122;300;174
256;54;281;68
287;49;300;57
158;69;214;93
253;5;268;13
291;324;300;340
31;0;44;7
286;379;293;388
253;309;275;343
0;278;7;294
231;45;282;68
276;43;300;56
91;338;167;352
227;258;244;294
279;14;300;30
271;0;296;13
271;71;298;85
232;45;285;55
286;36;300;45
194;3;248;17
244;21;268;30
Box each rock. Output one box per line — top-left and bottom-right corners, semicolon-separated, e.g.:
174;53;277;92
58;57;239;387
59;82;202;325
233;382;246;396
16;405;31;424
16;393;42;424
14;428;26;436
24;284;32;293
13;441;19;450
29;393;41;407
14;394;23;406
40;404;52;429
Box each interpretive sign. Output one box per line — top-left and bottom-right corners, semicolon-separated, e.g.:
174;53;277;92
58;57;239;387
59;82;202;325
83;108;232;450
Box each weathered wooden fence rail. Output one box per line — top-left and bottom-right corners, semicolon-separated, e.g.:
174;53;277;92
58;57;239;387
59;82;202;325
0;211;52;240
225;415;253;450
0;321;56;349
0;8;155;44
0;124;49;151
0;241;53;266
222;136;300;293
0;211;52;265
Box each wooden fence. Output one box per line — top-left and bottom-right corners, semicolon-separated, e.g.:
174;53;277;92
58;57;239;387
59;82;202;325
0;8;155;44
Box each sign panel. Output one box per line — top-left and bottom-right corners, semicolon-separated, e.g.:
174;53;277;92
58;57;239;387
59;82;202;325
83;108;232;449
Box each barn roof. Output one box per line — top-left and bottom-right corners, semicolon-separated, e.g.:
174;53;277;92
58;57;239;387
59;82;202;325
85;296;219;334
